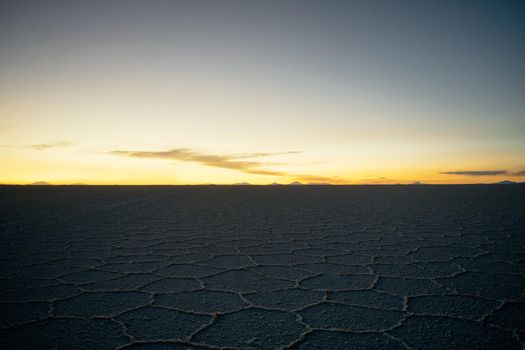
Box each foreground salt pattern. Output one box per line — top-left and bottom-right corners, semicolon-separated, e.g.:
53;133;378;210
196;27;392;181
0;185;524;349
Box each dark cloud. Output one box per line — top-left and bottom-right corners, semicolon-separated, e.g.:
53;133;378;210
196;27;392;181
511;170;525;176
440;170;507;176
111;148;299;177
111;148;341;183
31;142;72;150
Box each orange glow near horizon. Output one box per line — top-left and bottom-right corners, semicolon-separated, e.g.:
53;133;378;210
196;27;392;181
1;144;523;186
1;89;524;185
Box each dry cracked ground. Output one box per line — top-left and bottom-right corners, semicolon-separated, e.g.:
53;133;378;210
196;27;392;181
0;185;524;350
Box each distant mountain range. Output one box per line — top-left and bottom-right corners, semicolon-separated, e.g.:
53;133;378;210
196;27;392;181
29;181;52;185
27;182;88;186
230;181;333;186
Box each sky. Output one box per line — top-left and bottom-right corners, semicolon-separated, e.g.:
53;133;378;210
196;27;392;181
1;0;524;185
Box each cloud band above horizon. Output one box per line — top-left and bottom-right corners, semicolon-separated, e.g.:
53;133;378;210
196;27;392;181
440;170;508;176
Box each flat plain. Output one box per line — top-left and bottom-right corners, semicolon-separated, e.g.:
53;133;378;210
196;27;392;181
0;185;524;349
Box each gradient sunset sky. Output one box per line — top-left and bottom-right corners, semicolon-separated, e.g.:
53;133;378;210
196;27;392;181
1;0;524;185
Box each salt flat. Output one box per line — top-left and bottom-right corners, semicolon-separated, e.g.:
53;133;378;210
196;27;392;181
0;185;524;349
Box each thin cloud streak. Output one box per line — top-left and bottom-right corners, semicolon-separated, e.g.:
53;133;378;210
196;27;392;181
111;148;342;183
440;170;507;176
31;142;72;150
111;148;296;177
295;175;343;184
233;151;300;159
511;170;525;176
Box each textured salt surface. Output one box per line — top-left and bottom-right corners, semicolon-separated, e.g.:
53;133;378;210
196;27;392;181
0;185;524;349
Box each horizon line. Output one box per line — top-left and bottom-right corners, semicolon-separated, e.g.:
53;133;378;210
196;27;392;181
1;182;523;187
